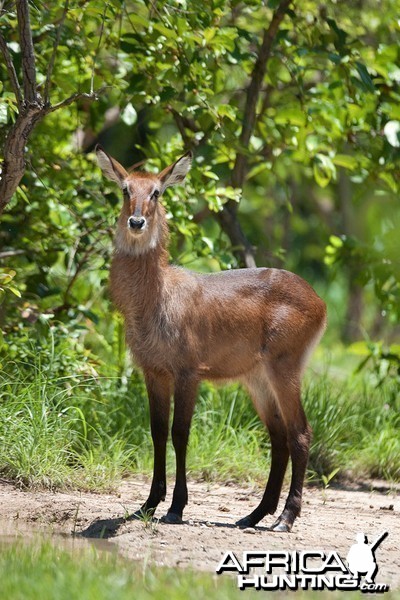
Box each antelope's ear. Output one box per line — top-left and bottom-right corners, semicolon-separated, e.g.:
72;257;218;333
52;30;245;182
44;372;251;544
96;145;128;188
159;151;192;192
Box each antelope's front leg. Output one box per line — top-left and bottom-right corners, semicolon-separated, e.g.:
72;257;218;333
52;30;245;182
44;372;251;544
133;371;172;519
162;376;198;524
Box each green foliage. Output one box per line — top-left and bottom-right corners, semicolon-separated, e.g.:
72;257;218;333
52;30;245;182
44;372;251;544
0;332;398;490
0;268;20;303
326;231;400;381
355;341;400;387
0;541;250;600
1;0;398;358
303;373;400;481
0;366;137;490
2;0;399;299
0;0;399;496
325;234;400;322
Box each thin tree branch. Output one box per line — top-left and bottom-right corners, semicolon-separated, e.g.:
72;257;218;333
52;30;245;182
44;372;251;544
16;0;38;104
44;0;70;104
216;0;292;268
169;108;193;147
47;88;106;113
90;2;108;94
0;32;23;108
0;249;26;259
216;206;256;268
232;0;293;190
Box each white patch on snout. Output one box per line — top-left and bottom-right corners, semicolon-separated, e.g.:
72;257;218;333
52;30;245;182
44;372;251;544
127;216;147;235
115;218;160;256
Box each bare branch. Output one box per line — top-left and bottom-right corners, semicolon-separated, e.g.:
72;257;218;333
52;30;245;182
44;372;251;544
0;32;23;108
216;207;257;268
47;88;105;113
0;249;26;259
232;0;292;189
16;0;38;104
90;2;108;94
215;0;292;268
44;0;70;104
0;104;44;213
168;107;193;147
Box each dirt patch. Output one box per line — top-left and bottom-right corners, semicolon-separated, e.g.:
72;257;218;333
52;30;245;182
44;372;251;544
0;477;399;588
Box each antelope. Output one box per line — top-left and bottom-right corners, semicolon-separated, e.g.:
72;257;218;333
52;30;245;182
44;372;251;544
96;145;327;532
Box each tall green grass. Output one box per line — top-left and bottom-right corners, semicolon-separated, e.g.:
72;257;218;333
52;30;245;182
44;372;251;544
0;539;375;600
0;353;398;491
304;373;400;481
0;360;145;490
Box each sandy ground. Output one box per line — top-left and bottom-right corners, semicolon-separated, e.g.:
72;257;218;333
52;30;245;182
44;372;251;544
0;477;399;589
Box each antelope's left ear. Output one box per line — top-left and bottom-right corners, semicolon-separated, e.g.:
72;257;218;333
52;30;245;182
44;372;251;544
159;151;192;192
95;144;128;188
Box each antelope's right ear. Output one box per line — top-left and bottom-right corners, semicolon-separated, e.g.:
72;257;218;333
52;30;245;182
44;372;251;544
159;151;193;192
96;145;128;188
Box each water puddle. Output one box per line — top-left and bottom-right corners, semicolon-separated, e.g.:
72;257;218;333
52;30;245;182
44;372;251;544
0;518;116;555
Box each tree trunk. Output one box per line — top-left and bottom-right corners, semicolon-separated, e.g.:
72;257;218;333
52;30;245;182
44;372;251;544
0;103;45;212
338;168;364;342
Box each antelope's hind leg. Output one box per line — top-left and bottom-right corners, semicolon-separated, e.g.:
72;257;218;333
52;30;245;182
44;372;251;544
236;373;290;529
264;360;311;532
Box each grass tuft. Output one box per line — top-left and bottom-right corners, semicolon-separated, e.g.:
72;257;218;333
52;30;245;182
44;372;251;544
0;352;398;491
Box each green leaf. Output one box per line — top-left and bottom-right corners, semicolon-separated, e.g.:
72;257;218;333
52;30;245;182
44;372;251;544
327;18;348;52
355;62;375;93
124;13;149;29
121;103;137;126
16;185;30;203
379;172;398;193
203;171;219;181
216;104;236;121
8;286;21;298
329;235;343;248
275;106;306;127
153;23;175;38
332;154;358;170
313;154;336;188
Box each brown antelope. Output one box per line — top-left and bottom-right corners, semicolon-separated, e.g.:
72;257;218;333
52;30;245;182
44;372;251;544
96;145;327;532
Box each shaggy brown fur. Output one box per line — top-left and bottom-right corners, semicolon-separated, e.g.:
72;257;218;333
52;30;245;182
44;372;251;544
97;146;327;531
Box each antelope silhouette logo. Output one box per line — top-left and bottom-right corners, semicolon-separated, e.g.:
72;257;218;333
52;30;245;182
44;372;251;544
346;531;388;584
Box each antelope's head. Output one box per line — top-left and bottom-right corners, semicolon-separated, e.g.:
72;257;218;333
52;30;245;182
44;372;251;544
96;145;192;255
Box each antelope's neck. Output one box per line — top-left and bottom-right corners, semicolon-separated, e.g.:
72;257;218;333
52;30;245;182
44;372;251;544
110;246;169;319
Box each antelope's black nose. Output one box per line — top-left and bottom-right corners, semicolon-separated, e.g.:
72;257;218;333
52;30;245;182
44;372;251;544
128;216;146;230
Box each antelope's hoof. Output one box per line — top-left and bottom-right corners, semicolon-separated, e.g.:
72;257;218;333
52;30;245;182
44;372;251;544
269;518;292;532
161;512;183;524
236;515;257;528
130;508;156;521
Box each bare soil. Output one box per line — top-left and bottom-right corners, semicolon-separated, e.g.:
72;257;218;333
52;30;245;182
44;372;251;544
0;477;399;588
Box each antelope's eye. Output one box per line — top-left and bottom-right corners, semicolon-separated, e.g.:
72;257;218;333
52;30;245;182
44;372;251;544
122;185;129;197
152;189;160;200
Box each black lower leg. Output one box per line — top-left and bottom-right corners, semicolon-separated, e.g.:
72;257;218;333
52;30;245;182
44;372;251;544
163;377;197;524
133;372;171;519
270;422;311;532
237;428;289;528
135;440;167;518
162;422;190;523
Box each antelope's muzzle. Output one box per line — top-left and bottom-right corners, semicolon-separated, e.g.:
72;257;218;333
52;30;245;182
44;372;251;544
128;216;146;232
